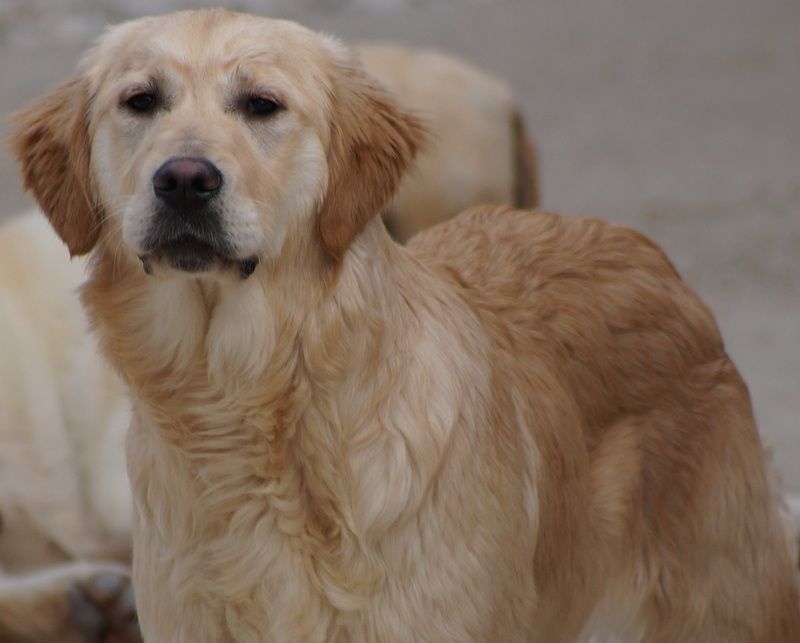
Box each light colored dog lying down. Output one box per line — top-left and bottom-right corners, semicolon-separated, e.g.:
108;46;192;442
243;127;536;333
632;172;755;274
0;214;136;642
10;8;800;642
0;39;535;642
359;43;538;240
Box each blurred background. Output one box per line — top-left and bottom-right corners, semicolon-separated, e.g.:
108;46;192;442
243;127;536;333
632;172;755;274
1;0;798;489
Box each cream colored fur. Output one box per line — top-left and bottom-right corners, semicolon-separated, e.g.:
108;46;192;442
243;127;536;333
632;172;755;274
358;43;538;240
0;214;131;570
10;9;800;642
0;214;132;640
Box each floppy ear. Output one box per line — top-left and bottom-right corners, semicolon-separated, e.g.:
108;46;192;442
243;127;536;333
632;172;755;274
318;62;425;259
10;78;101;256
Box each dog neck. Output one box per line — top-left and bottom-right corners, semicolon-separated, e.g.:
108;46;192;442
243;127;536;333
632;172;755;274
82;217;487;603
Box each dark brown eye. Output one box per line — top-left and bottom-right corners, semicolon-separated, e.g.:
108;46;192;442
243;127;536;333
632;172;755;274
125;92;157;114
246;96;282;117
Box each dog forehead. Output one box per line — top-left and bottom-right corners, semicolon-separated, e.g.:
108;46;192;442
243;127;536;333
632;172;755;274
84;10;336;90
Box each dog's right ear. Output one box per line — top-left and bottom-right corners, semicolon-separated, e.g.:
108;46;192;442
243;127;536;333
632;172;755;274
10;78;101;256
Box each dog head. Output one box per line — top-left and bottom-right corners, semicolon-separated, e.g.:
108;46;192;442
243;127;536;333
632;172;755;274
11;9;424;278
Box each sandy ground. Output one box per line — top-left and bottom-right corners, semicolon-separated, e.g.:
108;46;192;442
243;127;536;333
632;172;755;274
1;0;798;489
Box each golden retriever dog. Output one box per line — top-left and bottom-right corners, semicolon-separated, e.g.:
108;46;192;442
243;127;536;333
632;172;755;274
0;39;534;641
11;8;800;642
0;215;137;641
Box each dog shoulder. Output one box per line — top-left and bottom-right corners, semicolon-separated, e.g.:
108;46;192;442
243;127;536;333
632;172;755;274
409;205;685;293
409;205;724;388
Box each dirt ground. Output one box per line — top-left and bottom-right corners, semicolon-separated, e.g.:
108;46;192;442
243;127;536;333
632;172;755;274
1;0;798;489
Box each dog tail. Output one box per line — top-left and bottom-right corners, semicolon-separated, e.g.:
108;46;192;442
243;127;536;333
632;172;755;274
511;108;540;209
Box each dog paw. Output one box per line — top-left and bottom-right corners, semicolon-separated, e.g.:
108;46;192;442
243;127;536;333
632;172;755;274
68;570;141;643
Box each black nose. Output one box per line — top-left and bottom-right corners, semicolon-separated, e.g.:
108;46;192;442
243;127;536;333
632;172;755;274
152;157;222;209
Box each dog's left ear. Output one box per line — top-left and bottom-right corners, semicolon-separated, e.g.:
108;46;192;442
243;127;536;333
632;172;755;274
10;77;102;257
318;61;425;259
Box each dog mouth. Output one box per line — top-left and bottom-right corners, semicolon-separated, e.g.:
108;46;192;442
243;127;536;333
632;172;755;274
138;236;259;278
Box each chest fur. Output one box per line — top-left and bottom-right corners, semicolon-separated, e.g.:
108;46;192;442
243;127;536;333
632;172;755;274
95;261;534;640
127;407;520;643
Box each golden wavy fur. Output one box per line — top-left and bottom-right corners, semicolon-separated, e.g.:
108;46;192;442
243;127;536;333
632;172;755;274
12;9;800;642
